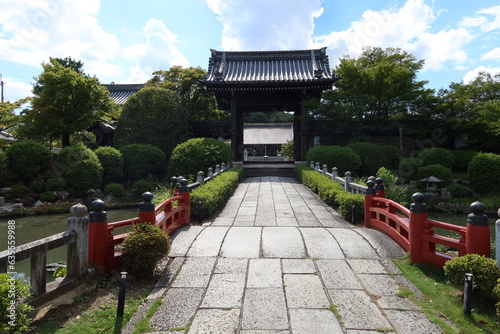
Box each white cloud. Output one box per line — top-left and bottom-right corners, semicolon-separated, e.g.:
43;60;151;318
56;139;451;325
315;0;472;71
206;0;323;51
0;0;120;68
460;16;488;28
1;76;33;102
463;65;500;84
481;47;500;61
477;5;500;32
123;19;189;83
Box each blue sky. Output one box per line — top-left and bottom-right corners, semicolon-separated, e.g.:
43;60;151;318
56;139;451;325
0;0;499;102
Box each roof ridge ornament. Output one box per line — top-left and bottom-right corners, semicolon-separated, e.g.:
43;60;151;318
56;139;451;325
311;50;323;79
215;52;226;81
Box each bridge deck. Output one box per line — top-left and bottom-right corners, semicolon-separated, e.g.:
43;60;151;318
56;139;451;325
126;177;441;334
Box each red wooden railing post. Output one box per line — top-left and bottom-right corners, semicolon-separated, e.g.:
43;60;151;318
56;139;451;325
466;202;491;257
364;180;376;228
409;193;427;264
138;192;156;224
178;178;191;225
88;199;109;273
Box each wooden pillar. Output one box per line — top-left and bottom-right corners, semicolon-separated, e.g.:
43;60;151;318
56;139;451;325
230;98;243;161
299;100;309;161
293;108;302;161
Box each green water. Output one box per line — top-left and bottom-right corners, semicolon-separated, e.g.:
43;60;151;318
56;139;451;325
0;208;139;281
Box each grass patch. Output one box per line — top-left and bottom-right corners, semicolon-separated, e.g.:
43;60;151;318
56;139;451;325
329;304;343;324
131;299;162;334
392;254;500;334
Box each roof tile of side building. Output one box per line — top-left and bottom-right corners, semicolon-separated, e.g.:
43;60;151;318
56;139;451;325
104;83;145;105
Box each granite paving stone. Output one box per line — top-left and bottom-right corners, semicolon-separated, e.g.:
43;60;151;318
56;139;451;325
347;259;387;274
276;217;298;226
220;227;262;258
262;227;306;258
186;226;229;257
211;217;234;226
170;257;216;288
200;273;246;308
214;257;248;274
247;258;282;288
242;288;288;330
289;309;343;334
282;259;316;274
316;260;361;289
328;228;380;259
300;227;344;259
168;225;205;257
358;274;402;296
385;310;443;334
284;274;330;308
188;308;240;334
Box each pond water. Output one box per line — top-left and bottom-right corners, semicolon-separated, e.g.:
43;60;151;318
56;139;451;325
0;208;139;282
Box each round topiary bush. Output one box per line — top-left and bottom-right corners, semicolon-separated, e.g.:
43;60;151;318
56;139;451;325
0;273;33;333
443;254;500;298
398;157;423;183
95;146;123;183
306;146;361;175
381;145;403;170
346;142;389;176
417;164;453;186
120;144;166;181
121;223;171;276
167;138;232;182
46;177;67;191
446;183;474;199
132;179;154;197
58;143;103;195
452;149;478;172
6;140;52;181
468;152;500;194
419;147;455;169
103;183;126;199
7;184;31;201
40;190;56;202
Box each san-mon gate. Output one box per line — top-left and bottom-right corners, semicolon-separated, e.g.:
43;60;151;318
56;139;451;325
202;48;336;161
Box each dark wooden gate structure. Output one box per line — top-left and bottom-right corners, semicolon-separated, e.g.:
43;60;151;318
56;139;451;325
202;48;336;161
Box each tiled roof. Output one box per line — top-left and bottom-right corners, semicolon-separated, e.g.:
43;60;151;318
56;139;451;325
104;83;144;104
203;48;335;90
244;123;293;145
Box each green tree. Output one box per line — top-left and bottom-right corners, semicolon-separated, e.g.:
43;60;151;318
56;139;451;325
0;98;29;133
147;66;228;121
312;47;437;120
20;57;115;147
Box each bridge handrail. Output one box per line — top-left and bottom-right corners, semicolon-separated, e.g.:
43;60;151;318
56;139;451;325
364;179;491;267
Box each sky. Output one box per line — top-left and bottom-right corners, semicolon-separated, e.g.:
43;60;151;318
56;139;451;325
0;0;499;102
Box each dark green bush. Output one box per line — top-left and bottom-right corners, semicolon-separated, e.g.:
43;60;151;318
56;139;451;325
104;183;126;199
59;143;103;195
446;183;474;199
121;223;171;276
120;144;166;181
376;167;413;206
494;279;500;316
468;153;500;194
167;138;232;182
46;177;67;191
95;146;123;183
0;273;33;333
417;164;453;186
336;192;364;222
132;179;154;197
419;147;455;169
443;254;500;298
306;145;361;175
452;149;478;171
346;142;389;176
30;179;46;193
191;167;243;220
40;190;56;202
7;184;30;200
6;140;52;181
381;145;403;170
398;157;423;183
0;150;6;181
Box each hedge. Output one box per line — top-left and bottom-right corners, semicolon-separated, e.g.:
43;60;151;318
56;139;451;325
294;166;364;222
468;152;500;194
191;167;244;220
6;140;52;181
305;145;361;175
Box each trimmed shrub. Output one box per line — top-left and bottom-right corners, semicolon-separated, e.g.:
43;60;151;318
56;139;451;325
30;179;46;193
306;145;361;175
120;144;166;181
494;279;500;316
190;167;243;220
0;273;33;333
446;183;474;199
398;157;423;183
0;150;7;182
419;147;455;169
121;223;171;276
452;149;478;172
6;140;52;181
104;183;126;199
46;177;67;191
443;254;500;298
381;145;403;170
7;184;30;200
336;192;364;222
132;179;154;197
468;152;500;194
59;143;103;195
95;146;123;183
167;138;232;182
40;190;56;202
346;142;389;176
417;164;453;186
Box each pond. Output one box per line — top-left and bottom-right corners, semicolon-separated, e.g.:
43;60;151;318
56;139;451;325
0;208;139;282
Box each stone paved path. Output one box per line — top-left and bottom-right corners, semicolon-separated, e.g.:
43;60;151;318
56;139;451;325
127;176;442;334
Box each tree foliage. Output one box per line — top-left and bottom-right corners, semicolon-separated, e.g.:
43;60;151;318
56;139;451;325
311;47;437;120
147;66;228;121
20;57;115;147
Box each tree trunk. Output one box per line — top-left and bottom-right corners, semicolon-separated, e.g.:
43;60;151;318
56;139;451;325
62;132;71;147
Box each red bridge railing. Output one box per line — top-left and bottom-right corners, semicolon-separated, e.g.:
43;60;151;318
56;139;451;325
88;178;191;274
364;178;491;267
